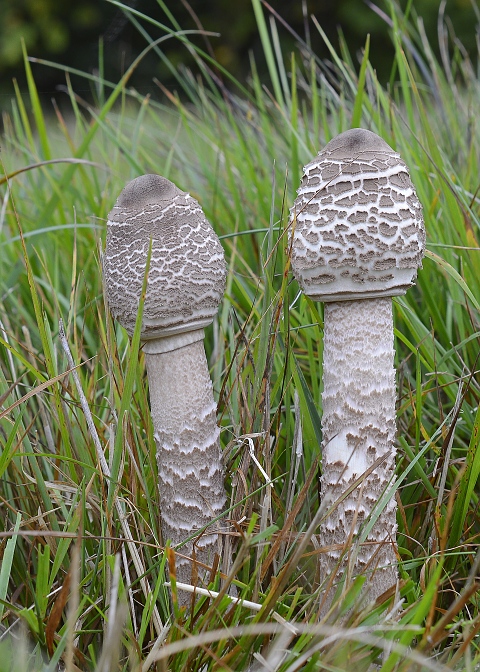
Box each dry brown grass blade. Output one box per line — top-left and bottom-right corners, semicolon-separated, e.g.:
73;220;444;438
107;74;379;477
259;452;391;617
422;581;480;648
59;321;164;633
0;158;107;186
65;537;81;672
45;568;71;657
260;456;319;581
148;621;448;670
0;360;91;421
447;612;480;665
0;372;28;406
217;302;259;426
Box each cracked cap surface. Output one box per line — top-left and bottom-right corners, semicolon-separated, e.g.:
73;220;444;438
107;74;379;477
104;174;227;340
290;128;426;301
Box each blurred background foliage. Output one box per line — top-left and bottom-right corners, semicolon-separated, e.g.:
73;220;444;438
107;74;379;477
0;0;478;112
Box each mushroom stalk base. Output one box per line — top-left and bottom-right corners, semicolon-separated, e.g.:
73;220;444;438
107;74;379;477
145;339;226;598
320;298;398;609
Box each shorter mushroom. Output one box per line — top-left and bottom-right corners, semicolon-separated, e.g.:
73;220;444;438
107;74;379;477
103;175;228;594
290;129;425;607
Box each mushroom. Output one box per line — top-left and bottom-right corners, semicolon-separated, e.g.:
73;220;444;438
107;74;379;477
290;129;425;606
103;174;228;594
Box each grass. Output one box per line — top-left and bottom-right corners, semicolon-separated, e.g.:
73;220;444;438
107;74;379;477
0;0;479;669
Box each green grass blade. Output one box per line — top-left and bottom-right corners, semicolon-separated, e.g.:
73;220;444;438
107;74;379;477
381;560;444;672
22;40;51;160
0;408;26;479
0;512;22;621
449;403;480;548
293;352;323;451
351;34;370;128
107;240;152;512
425;249;480;312
251;0;284;107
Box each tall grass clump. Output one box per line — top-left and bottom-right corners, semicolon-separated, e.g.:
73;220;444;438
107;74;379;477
0;0;479;669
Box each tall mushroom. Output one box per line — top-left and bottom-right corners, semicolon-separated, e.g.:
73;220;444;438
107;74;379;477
103;174;227;593
290;129;425;606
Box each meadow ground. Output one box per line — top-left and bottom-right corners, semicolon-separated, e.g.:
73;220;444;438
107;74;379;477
0;1;480;670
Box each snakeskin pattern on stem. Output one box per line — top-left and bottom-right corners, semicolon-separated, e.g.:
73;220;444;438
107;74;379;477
320;298;398;606
146;341;226;586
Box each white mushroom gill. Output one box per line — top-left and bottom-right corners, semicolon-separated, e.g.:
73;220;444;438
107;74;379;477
103;174;227;603
290;129;425;608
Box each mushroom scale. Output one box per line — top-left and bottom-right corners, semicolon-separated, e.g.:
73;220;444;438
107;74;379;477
290;129;425;610
291;128;425;302
104;174;227;344
104;174;228;603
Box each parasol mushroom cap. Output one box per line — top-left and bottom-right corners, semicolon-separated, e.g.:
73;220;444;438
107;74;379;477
104;174;227;350
290;128;426;302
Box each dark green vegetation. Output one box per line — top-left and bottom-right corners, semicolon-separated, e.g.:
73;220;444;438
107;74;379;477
0;0;480;669
1;0;478;104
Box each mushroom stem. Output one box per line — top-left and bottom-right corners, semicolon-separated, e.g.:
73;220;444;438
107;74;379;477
104;174;229;610
290;128;425;611
145;335;226;586
320;297;398;604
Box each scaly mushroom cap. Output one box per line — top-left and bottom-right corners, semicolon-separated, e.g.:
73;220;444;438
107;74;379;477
290;128;425;301
104;174;227;343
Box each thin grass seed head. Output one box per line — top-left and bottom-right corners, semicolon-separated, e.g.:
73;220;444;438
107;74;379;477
290;128;426;302
104;174;227;347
